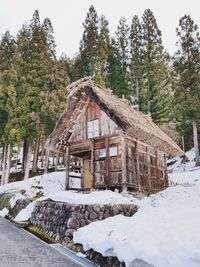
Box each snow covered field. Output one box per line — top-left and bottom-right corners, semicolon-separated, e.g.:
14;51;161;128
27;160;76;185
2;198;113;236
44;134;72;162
74;170;200;267
1;149;200;267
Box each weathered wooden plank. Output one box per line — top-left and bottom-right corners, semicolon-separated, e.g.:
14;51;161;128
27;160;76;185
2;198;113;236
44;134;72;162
121;135;127;191
105;137;109;187
65;146;70;190
91;140;95;188
135;141;140;191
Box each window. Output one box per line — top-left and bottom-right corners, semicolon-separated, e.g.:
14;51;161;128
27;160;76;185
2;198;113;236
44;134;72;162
99;148;106;158
109;146;118;157
87;119;99;138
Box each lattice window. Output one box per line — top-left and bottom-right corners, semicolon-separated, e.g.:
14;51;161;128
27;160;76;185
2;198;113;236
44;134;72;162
87;119;99;138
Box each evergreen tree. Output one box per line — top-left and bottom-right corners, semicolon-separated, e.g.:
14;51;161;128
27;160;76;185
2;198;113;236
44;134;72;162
130;15;143;105
0;31;16;143
95;15;110;86
174;15;200;165
107;17;130;97
142;9;172;123
0;31;17;184
78;5;99;77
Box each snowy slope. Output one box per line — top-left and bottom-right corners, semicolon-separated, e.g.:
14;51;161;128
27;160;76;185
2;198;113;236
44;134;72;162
74;170;200;267
168;148;198;173
0;172;66;198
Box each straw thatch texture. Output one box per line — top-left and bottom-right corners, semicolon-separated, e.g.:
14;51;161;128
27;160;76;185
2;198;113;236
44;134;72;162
47;77;183;156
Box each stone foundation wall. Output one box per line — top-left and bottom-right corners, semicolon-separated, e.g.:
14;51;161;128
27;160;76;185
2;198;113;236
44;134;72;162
30;200;137;243
10;198;32;218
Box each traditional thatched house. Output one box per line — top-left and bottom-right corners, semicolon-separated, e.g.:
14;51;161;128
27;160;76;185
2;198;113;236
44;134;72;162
47;77;183;194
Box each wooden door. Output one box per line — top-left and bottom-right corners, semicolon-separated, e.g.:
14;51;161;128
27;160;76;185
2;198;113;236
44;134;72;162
83;159;92;189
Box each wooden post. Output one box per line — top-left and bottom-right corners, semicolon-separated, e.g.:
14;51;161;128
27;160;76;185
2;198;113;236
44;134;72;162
146;146;151;193
164;154;168;188
155;150;159;188
121;135;127;192
105;137;109;188
65;146;70;190
91;140;95;188
80;158;84;189
135;142;140;191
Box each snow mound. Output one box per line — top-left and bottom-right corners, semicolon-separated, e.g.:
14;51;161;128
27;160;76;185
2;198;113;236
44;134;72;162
0;208;9;218
168;148;198;173
0;172;66;198
44;190;137;205
74;169;200;267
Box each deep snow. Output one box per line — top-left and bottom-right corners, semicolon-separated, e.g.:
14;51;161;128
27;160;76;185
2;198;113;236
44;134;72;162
1;149;200;267
73;169;200;267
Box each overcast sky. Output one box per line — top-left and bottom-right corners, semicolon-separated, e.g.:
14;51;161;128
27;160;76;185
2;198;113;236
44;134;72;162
0;0;199;58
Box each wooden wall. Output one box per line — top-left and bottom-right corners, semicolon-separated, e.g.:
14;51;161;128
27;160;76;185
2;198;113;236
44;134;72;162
69;101;120;143
66;100;167;193
92;136;167;193
125;137;167;193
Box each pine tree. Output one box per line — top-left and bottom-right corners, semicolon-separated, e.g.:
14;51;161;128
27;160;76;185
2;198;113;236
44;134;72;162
78;5;99;77
0;31;16;184
130;15;143;105
107;17;130;97
142;9;172;123
95;15;110;86
174;15;200;165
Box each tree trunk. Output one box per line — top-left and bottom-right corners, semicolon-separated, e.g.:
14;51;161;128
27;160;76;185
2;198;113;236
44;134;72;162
4;144;11;184
32;138;40;173
181;135;185;153
192;119;200;166
1;144;7;186
41;140;45;169
52;152;55;166
22;138;28;174
55;152;59;171
44;147;50;174
24;142;32;180
15;146;19;171
0;144;5;171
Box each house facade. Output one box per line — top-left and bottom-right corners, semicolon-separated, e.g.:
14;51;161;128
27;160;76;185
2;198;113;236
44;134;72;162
48;77;183;194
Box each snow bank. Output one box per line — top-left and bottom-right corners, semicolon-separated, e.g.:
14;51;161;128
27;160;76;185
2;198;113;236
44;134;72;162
0;208;9;218
44;190;137;205
9;193;26;208
168;148;198;173
74;169;200;267
0;172;66;198
14;191;137;222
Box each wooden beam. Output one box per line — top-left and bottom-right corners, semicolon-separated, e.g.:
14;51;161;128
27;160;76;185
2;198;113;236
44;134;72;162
121;135;127;192
105;137;109;188
146;146;151;193
164;154;168;188
135;141;140;191
65;146;70;190
91;140;95;188
80;158;84;189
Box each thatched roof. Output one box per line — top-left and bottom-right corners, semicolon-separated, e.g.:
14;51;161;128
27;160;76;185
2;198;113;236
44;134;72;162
47;77;183;156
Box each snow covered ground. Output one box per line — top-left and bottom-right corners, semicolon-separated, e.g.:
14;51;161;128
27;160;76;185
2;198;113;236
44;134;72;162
167;147;198;173
1;148;200;266
74;169;200;267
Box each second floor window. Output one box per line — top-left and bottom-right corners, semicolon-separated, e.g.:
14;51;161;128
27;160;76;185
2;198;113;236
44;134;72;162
87;119;99;138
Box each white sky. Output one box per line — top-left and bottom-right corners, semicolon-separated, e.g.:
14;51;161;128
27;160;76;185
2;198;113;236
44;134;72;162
0;0;199;58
